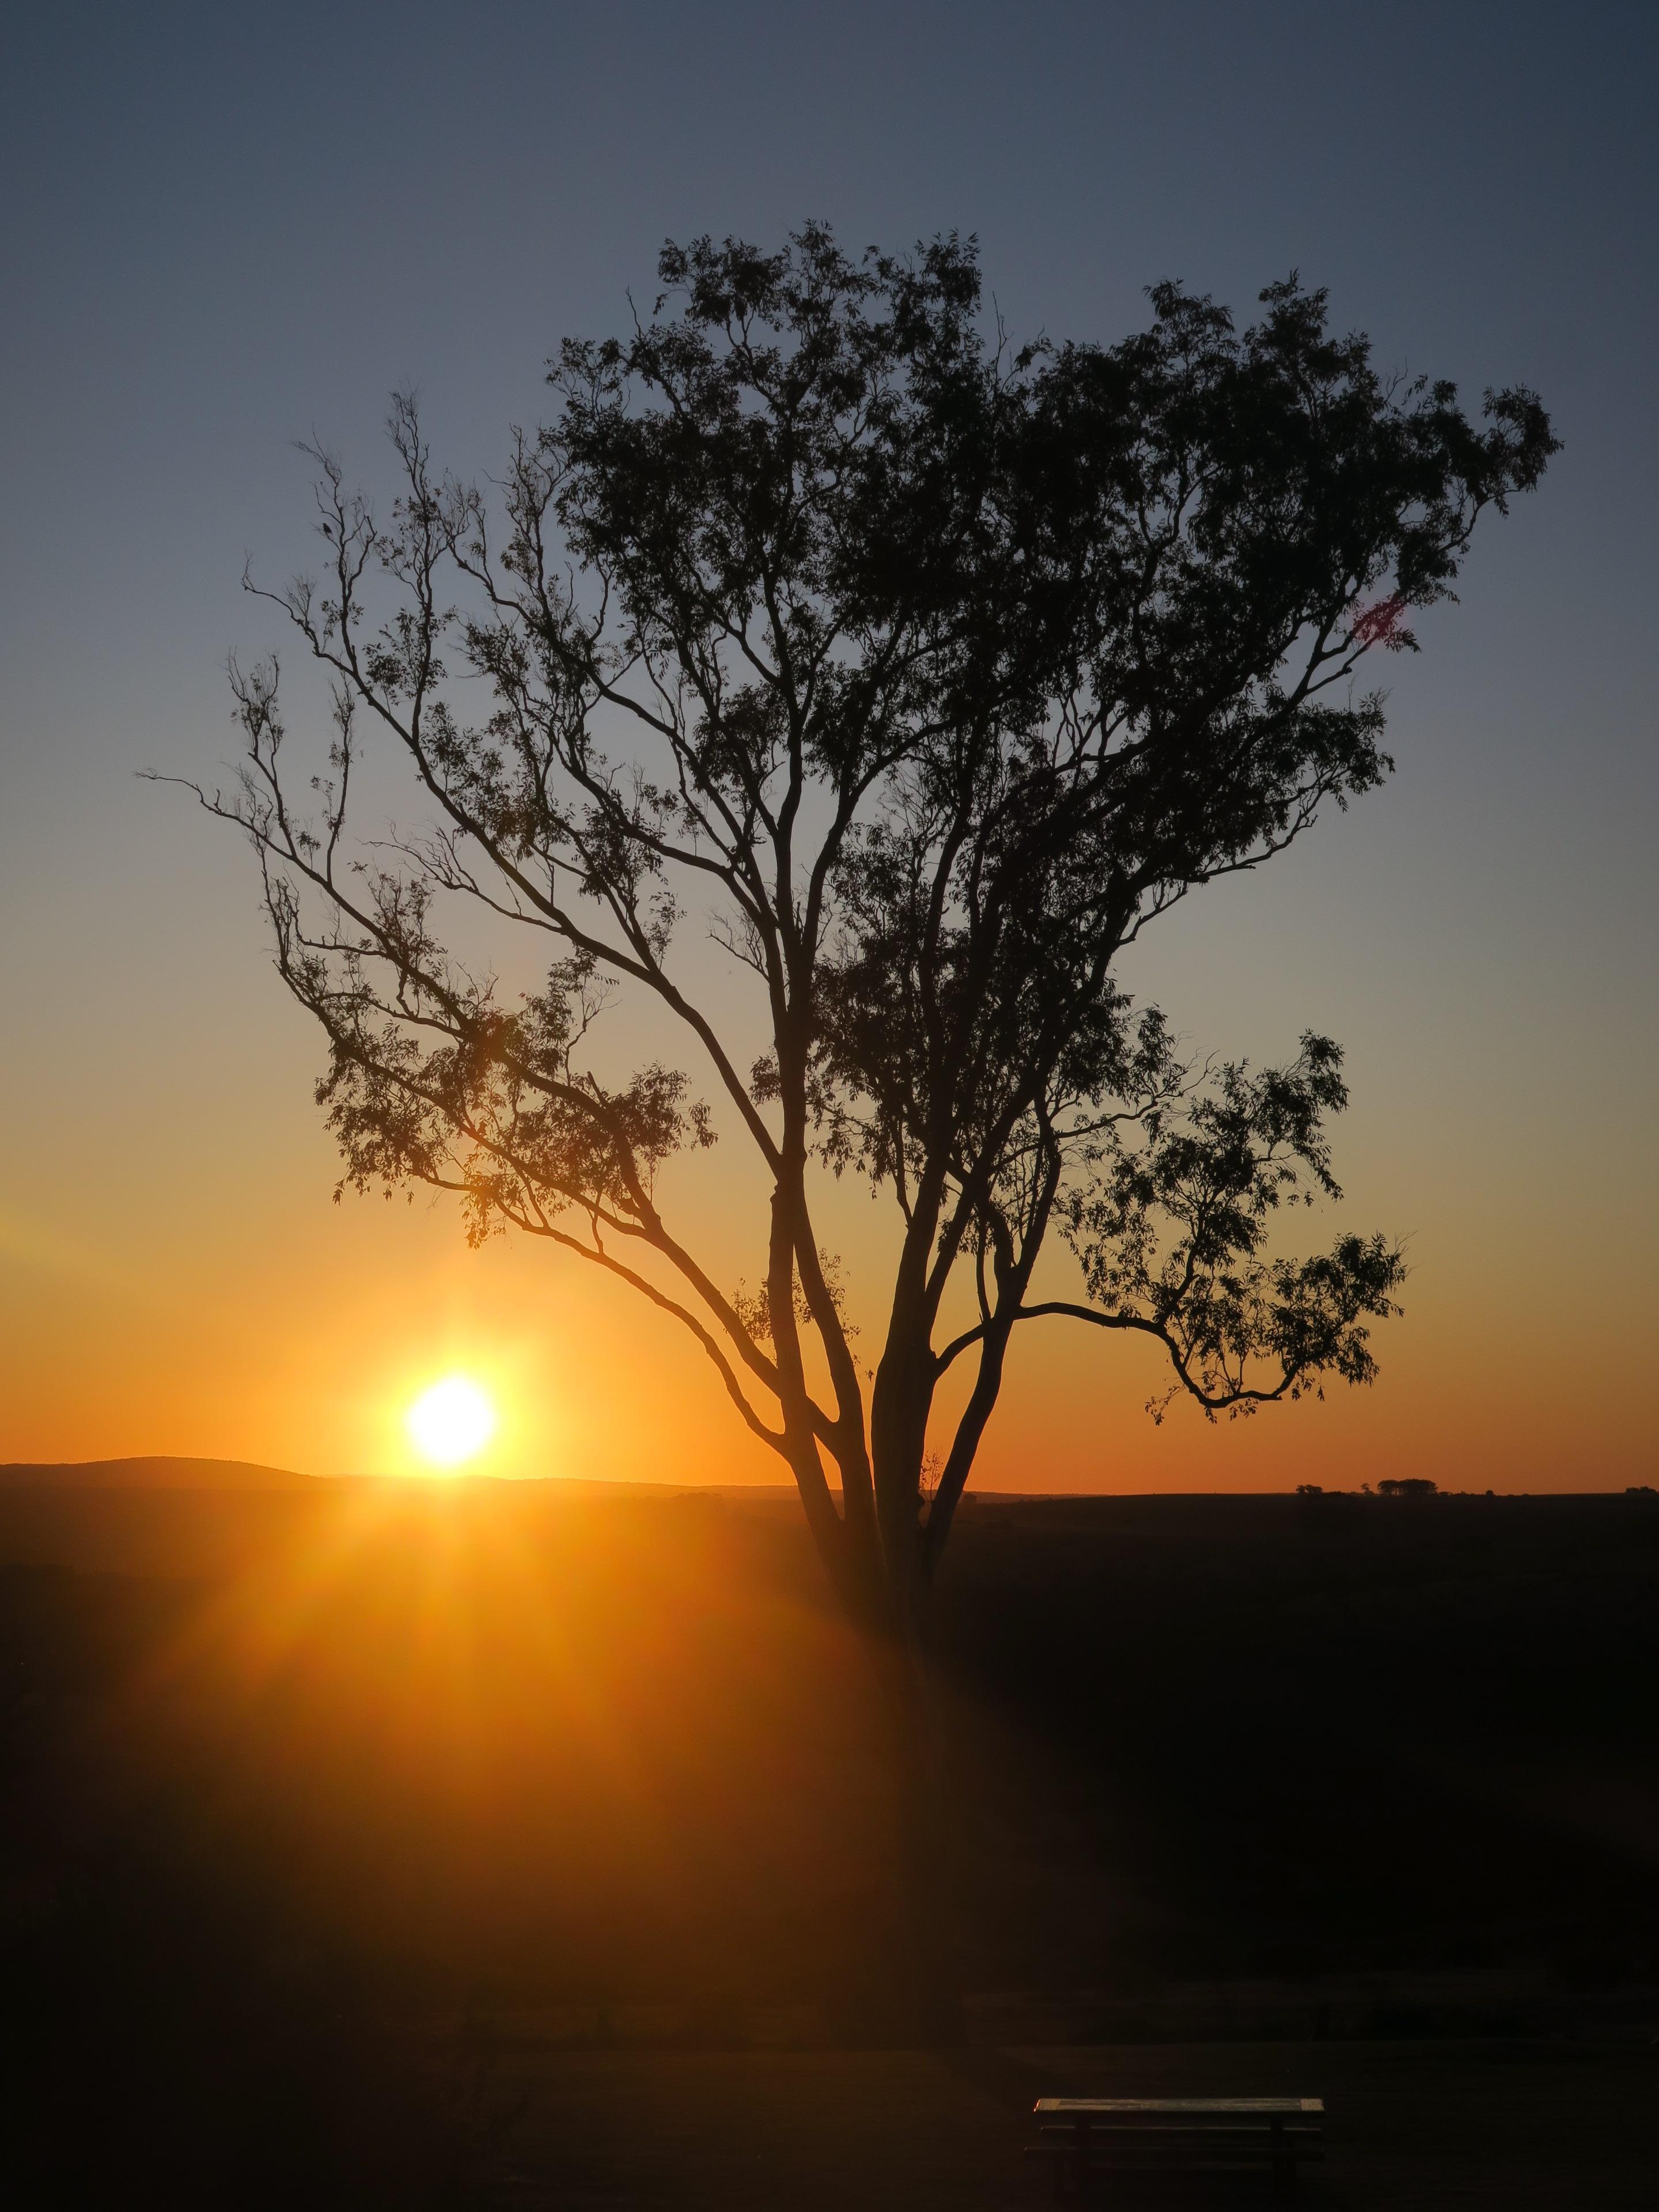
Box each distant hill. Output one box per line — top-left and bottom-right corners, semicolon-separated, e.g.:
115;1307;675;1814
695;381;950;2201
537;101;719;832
0;1455;316;1491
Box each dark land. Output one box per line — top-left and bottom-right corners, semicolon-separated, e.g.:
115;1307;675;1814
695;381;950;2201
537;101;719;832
2;1468;1655;2206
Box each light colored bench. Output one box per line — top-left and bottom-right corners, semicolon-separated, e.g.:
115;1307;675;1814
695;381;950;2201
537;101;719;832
1029;2096;1324;2200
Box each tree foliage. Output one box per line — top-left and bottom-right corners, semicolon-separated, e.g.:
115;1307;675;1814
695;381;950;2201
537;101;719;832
169;227;1554;1629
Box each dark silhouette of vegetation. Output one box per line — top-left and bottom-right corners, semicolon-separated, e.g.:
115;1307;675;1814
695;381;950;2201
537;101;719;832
5;1484;1658;2204
163;228;1552;2020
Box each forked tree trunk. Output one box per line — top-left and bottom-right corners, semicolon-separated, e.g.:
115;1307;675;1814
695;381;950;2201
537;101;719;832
802;1316;968;2041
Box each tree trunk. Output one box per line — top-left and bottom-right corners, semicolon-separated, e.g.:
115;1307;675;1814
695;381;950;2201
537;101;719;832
865;1616;966;2045
803;1319;965;2042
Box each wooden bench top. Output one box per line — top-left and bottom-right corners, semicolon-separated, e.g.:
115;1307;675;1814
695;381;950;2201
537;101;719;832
1036;2099;1323;2116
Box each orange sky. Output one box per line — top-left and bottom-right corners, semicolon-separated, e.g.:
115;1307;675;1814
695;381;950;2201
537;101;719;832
2;732;1653;1496
3;13;1656;1498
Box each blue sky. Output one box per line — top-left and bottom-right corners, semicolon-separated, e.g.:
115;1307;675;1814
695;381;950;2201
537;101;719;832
2;2;1654;1486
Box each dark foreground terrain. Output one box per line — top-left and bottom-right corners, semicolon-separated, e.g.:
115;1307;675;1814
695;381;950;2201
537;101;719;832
1;1474;1655;2205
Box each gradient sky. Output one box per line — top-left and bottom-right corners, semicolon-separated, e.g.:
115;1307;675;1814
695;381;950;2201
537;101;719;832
2;1;1654;1491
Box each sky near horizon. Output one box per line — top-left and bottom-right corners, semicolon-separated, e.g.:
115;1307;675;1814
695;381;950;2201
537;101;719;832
2;2;1655;1491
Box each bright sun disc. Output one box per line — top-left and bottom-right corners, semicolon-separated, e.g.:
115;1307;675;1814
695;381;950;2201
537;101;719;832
406;1376;497;1468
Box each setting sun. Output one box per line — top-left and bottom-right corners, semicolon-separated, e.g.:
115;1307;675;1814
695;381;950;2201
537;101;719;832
405;1377;498;1469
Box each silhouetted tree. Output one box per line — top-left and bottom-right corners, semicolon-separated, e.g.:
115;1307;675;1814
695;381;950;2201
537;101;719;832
166;228;1552;2020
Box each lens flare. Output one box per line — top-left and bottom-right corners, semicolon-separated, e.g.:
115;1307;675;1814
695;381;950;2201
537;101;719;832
406;1376;497;1468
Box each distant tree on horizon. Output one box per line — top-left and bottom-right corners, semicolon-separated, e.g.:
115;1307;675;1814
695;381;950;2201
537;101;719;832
166;226;1553;2025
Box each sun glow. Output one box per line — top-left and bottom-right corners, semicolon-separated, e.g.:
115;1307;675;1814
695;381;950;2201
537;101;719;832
406;1376;498;1469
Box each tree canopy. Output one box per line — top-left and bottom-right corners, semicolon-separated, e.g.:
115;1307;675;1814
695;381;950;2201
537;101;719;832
176;226;1555;1631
